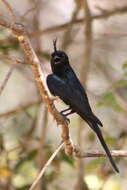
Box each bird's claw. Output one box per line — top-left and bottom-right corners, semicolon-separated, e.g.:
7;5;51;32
60;112;70;124
65;117;70;124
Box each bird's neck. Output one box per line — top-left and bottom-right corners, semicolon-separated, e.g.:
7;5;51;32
53;64;70;78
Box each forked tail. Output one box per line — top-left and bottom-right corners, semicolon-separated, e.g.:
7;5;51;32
93;124;119;173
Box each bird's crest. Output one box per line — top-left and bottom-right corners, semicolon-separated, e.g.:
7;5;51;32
53;38;57;52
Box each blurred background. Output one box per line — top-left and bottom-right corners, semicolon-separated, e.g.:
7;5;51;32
0;0;127;189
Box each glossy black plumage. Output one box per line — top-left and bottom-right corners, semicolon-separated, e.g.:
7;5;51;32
47;41;119;173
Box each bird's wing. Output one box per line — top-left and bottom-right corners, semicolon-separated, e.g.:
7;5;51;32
66;68;103;127
47;74;76;106
47;73;102;127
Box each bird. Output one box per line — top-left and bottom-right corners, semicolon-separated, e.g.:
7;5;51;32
46;40;119;173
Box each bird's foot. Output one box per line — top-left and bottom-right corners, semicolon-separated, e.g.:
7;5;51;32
60;112;70;124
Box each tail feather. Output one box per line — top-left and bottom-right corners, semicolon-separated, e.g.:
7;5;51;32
79;111;119;172
92;113;103;127
92;123;119;173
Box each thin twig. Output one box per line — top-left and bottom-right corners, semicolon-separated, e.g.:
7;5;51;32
29;146;127;190
30;5;127;37
0;66;14;96
0;100;41;118
74;150;127;158
36;107;48;190
1;0;16;22
29;142;64;190
61;1;81;50
0;55;28;65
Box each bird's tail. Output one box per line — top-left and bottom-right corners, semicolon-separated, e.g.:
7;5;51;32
91;122;119;173
79;111;119;172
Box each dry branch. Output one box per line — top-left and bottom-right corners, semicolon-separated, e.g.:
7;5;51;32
29;142;64;190
0;66;14;96
74;150;127;158
0;100;41;118
30;5;127;37
75;1;93;189
1;2;126;190
0;3;73;155
1;0;16;22
61;1;81;50
30;145;126;190
1;55;28;65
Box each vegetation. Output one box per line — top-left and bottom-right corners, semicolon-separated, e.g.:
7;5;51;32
0;0;127;189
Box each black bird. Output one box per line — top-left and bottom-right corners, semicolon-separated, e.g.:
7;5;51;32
47;40;119;173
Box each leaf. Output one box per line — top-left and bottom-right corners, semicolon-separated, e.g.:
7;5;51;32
124;72;127;76
43;52;50;60
122;63;127;69
114;79;127;88
88;132;96;141
14;150;37;171
0;40;19;53
15;184;31;190
86;158;106;171
97;92;124;112
105;136;116;144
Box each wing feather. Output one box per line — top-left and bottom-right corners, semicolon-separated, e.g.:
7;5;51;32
47;73;103;127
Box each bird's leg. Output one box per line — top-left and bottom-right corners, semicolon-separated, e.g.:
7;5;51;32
64;109;75;116
60;107;71;114
60;108;75;124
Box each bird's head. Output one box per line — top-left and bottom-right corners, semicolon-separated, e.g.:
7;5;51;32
50;39;69;71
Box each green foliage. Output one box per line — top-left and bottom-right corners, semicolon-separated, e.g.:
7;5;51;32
114;79;127;88
97;92;124;112
88;132;96;141
86;157;106;171
42;52;50;60
14;150;37;171
105;136;116;145
122;62;127;69
59;150;74;166
0;40;19;54
15;185;31;190
0;2;126;189
124;72;127;76
122;62;127;77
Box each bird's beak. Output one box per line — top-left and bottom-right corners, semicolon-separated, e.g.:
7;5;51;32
54;55;61;64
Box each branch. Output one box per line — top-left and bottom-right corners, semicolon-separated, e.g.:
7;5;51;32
1;4;124;190
74;150;127;158
29;142;64;190
29;145;126;190
30;5;127;37
0;100;41;119
0;65;14;96
14;25;73;155
61;1;81;50
0;55;28;65
0;2;73;155
75;1;93;189
1;0;16;22
37;107;48;189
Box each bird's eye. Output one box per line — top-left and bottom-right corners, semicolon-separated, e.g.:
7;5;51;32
54;56;61;63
